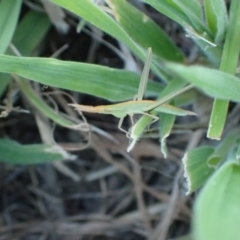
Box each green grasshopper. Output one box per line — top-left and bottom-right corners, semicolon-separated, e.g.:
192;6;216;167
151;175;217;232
69;48;195;135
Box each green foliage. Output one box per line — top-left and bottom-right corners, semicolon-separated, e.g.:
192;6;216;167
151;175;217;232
194;160;240;240
0;0;22;96
165;63;240;102
182;118;240;195
106;0;184;62
183;146;218;194
208;0;240;139
145;0;203;31
0;54;161;101
1;0;240;238
159;113;175;158
204;0;228;42
17;79;78;128
50;0;146;65
0;139;76;164
11;11;51;56
0;0;22;54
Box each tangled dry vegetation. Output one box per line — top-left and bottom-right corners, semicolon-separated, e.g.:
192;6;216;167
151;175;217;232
0;1;208;239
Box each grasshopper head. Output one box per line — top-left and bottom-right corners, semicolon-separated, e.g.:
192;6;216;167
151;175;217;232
68;104;97;113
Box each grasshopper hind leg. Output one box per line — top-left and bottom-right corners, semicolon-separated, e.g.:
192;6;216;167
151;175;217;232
118;116;136;138
118;117;129;136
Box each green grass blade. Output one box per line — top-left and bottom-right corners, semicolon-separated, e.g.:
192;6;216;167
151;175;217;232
17;79;77;129
0;0;22;54
10;11;51;56
0;73;11;97
144;0;189;27
207;100;228;139
107;0;184;62
183;128;240;194
159;113;175;158
0;11;51;97
171;0;205;33
50;0;166;80
151;0;224;67
208;0;240;139
215;128;240;162
0;54;162;101
50;0;144;61
6;12;69;129
183;146;217;195
204;0;228;43
145;0;205;32
127;114;153;152
165;63;240;102
194;161;240;240
51;0;184;83
0;0;22;96
156;79;185;158
0;138;76;164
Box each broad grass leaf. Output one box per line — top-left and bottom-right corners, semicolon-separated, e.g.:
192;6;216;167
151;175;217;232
204;0;228;43
50;0;166;80
145;0;205;32
0;0;22;96
194;161;240;240
171;0;205;33
0;11;75;130
10;11;51;56
0;11;51;97
211;128;240;162
158;79;191;158
0;138;76;164
0;0;22;54
207;0;240;139
107;0;184;62
145;0;222;67
50;0;143;62
182;146;217;194
144;0;189;27
0;54;162;101
183;129;240;194
165;63;240;102
17;80;78;129
207;99;228;140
